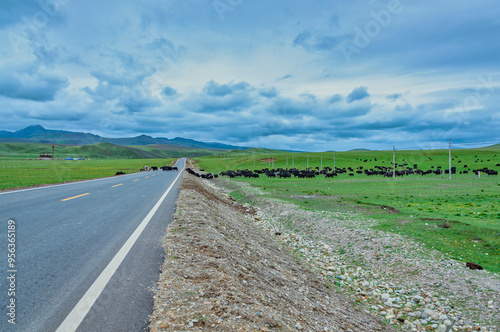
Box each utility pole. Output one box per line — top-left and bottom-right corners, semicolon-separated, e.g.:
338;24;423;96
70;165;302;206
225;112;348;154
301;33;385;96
292;155;294;169
393;146;396;179
334;152;336;170
449;139;452;180
320;155;323;170
307;155;309;169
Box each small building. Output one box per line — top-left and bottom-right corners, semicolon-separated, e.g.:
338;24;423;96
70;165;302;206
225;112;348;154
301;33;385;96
39;154;53;160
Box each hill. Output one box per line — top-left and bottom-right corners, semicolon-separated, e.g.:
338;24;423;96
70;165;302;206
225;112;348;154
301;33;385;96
480;143;500;149
0;142;224;159
0;125;249;150
348;148;372;152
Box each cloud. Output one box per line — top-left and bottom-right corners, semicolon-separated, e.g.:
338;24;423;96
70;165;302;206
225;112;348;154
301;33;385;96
127;79;378;146
162;86;177;97
88;49;151;86
0;67;68;101
386;93;402;102
293;31;343;52
142;37;186;61
328;94;342;104
346;86;369;103
277;74;293;81
0;0;498;151
259;87;277;98
0;1;47;28
180;80;257;114
293;31;312;48
203;80;251;97
116;90;161;114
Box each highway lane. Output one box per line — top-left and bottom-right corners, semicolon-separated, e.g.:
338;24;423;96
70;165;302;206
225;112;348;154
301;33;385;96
0;159;185;331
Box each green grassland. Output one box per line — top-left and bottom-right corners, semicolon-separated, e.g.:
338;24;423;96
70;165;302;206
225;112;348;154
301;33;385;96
197;146;500;173
0;158;175;190
196;146;500;273
0;142;203;190
0;141;223;190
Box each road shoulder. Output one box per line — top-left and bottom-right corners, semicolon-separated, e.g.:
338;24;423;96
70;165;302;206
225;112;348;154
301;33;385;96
149;172;393;331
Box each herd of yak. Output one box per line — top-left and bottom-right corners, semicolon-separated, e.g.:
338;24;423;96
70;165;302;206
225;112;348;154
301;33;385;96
115;155;499;180
187;156;499;180
139;165;178;172
115;165;179;175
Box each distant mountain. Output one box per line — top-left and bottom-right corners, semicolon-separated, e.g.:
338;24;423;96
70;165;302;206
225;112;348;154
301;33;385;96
0;130;14;138
0;125;249;150
11;125;52;138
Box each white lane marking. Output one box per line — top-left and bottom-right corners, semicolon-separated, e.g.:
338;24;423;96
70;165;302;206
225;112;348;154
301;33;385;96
55;166;184;332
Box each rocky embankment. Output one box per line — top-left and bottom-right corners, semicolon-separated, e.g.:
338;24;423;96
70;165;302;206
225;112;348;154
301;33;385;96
149;171;499;331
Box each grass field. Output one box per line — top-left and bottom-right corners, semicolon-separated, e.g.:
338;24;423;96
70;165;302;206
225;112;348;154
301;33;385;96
1;144;498;272
196;146;500;273
0;158;175;190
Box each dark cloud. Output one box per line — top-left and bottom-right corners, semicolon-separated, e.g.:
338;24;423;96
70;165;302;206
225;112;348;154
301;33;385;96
350;118;410;131
0;67;68;101
277;74;293;81
160;81;377;145
182;80;257;114
328;14;340;29
29;41;85;67
27;109;87;121
346;86;369;103
83;81;119;102
259;87;277;98
293;30;343;52
203;80;252;97
328;94;342;104
293;31;312;48
386;93;402;102
116;91;161;114
89;49;151;86
0;1;49;28
142;37;186;61
162;86;177;97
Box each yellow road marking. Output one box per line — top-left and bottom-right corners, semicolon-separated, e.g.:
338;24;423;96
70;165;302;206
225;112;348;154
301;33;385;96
112;184;123;187
61;193;90;202
145;176;149;178
133;179;140;182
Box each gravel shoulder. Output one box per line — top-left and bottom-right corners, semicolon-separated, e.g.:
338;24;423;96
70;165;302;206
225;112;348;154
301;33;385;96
150;170;499;331
149;172;394;331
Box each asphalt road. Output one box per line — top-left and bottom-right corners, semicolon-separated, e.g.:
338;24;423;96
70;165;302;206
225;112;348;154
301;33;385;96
0;159;185;331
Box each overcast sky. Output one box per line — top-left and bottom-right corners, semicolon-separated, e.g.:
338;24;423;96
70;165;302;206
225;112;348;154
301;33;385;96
1;0;499;151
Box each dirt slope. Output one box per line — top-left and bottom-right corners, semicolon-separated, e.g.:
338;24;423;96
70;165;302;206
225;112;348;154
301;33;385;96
149;172;394;331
